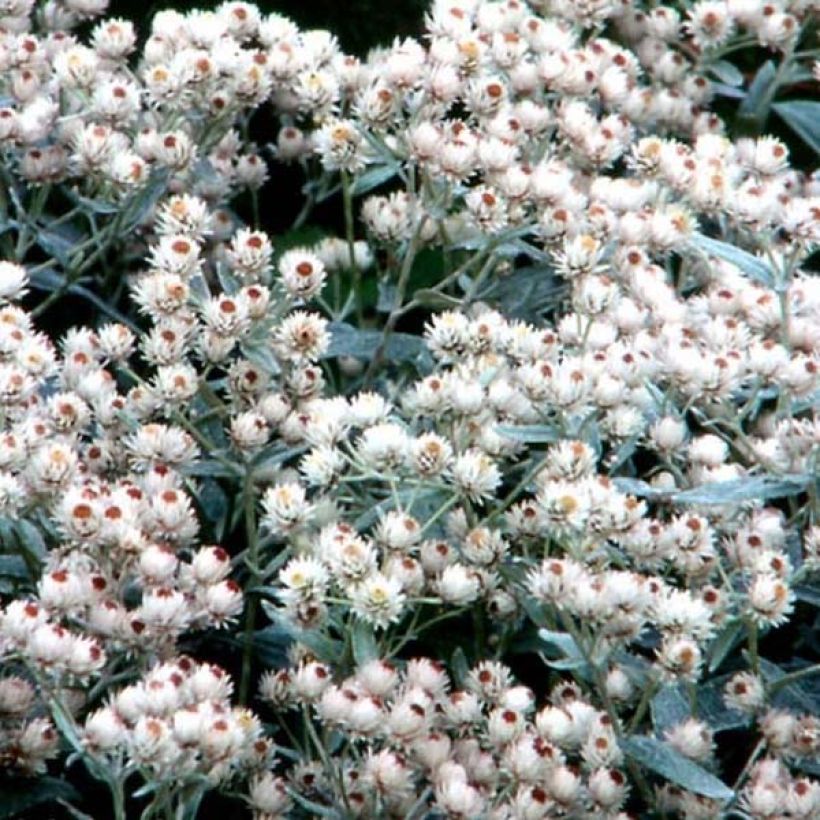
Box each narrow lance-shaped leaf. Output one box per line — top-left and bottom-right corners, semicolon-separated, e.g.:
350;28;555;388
623;736;734;801
773;101;820;156
689;234;774;288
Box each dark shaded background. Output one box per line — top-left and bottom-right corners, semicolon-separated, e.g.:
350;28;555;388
118;0;427;55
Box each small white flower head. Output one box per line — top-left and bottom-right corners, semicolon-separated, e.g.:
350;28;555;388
273;312;329;362
656;635;703;681
278;248;327;300
248;772;292;815
351;572;406;630
436;563;480;605
202;579;243;626
155;130;196;171
278;557;328;606
156;194;212;240
665;718;715;762
261;483;313;536
685;2;735;49
0;262;28;302
226;229;273;282
747;573;794;628
451;449;502;504
313;119;367;173
410;432;453;477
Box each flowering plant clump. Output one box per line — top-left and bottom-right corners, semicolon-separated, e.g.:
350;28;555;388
0;0;818;816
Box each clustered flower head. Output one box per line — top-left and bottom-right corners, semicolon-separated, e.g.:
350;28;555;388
0;0;817;817
257;655;638;818
83;659;271;785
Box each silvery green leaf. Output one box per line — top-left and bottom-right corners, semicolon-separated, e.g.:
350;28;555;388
612;478;670;500
15;520;46;560
538;629;588;671
215;263;241;295
712;83;746;99
354;488;444;532
794;585;820;608
708;60;744;87
262;604;343;663
689;234;774;287
708;619;745;673
477;264;564;321
495;424;559;443
350;163;400;196
0;555;29;580
518;592;548;628
324;321;434;372
451;647;469;687
773;101;820;155
123;170;170;230
197;479;229;542
376;279;397;312
623;736;734;801
651;683;691;736
64;188;120;214
738;60;776;121
760;658;820;714
671;474;810;505
289;791;342;818
606;433;642;474
250;626;291;669
35;224;85;267
696;678;749;731
67;282;140;330
183;462;240;478
412;288;463;309
241;341;280;374
352;619;379;663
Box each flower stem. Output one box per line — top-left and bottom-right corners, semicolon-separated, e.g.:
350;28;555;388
238;471;260;705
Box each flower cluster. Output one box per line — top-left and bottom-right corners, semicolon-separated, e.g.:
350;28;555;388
83;659;270;784
0;0;817;817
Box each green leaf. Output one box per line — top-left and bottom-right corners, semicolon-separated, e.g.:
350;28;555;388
794;585;820;608
623;736;734;801
350;163;400;196
696;679;749;732
324;322;434;372
351;619;378;663
495;424;559;444
451;647;470;687
708;60;744;87
760;658;820;714
412;288;463;309
689;234;774;287
708;620;744;673
0;776;81;819
196;479;229;543
250;626;291;669
15;520;47;560
537;629;588;671
670;474;810;506
737;60;776;124
477;264;564;321
0;555;30;591
260;601;343;664
651;684;691;735
773;101;820;155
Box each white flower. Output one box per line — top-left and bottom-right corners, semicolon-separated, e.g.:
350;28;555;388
351;573;406;629
450;449;502;504
0;262;28;302
260;483;313;535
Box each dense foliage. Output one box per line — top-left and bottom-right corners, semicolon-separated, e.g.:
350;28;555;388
0;1;818;818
